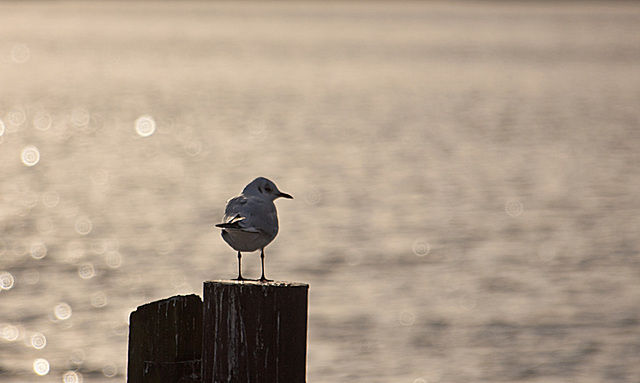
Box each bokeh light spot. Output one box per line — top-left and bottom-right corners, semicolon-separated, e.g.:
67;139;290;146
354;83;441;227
31;332;47;349
113;322;128;336
102;363;117;378
105;251;122;269
91;169;109;185
9;106;27;126
12;241;28;258
398;310;416;326
42;190;60;208
505;200;523;217
75;217;92;235
63;370;83;383
1;324;20;341
135;115;156;137
226;151;244;166
70;349;85;364
247;117;268;141
92;239;107;254
78;262;95;279
72;108;90;128
247;117;267;135
24;269;40;285
170;273;186;288
11;44;30;63
184;139;202;156
91;292;108;308
459;293;477;311
33;111;52;131
304;187;321;205
412;239;430;257
0;271;15;290
21;145;40;166
54;302;72;320
129;288;146;303
66;241;86;261
346;249;362;266
30;241;47;260
22;190;38;208
105;238;119;252
33;358;50;376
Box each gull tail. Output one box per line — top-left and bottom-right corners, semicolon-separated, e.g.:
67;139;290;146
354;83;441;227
215;221;244;229
215;214;246;230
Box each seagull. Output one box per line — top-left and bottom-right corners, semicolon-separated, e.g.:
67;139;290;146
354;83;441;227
215;177;293;281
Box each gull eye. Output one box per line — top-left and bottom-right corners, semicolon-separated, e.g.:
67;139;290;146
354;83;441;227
265;186;272;192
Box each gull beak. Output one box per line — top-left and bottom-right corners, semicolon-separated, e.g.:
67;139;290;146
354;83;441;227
278;192;293;199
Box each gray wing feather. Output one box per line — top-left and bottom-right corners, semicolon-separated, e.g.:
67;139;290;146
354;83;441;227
216;195;278;236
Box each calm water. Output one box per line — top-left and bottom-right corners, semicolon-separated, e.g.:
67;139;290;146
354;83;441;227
1;1;640;382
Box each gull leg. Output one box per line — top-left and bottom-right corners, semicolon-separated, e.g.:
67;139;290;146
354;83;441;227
234;251;244;280
259;248;272;282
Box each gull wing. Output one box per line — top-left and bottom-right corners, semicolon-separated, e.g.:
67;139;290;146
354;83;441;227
215;196;261;233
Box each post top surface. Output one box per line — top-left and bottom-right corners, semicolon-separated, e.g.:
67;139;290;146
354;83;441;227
133;293;202;310
205;279;309;288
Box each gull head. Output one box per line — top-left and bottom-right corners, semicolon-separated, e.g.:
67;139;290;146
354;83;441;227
243;177;293;201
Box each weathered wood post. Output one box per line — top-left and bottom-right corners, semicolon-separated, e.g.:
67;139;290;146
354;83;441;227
201;280;309;383
127;294;203;383
127;281;309;383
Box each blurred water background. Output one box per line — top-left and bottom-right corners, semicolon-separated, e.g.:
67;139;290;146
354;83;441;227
1;1;640;382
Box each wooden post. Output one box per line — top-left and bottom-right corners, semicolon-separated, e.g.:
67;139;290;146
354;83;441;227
201;280;309;383
127;294;203;383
